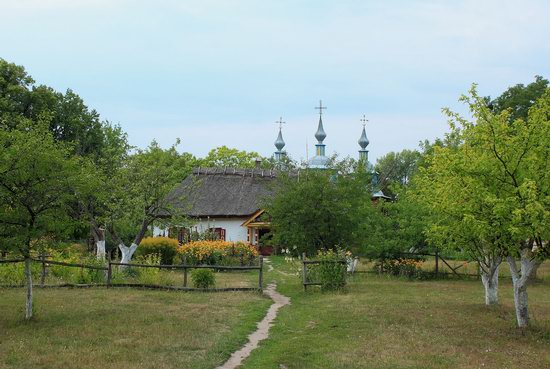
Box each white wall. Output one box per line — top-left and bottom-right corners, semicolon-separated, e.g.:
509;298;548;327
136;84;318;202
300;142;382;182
153;217;249;242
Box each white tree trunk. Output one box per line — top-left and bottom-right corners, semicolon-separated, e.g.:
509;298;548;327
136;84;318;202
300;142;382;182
119;243;138;264
480;256;501;305
481;268;499;305
96;240;106;260
513;281;529;328
507;250;542;329
24;257;33;320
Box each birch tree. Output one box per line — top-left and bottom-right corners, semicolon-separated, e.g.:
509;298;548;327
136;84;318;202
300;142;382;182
0;121;84;319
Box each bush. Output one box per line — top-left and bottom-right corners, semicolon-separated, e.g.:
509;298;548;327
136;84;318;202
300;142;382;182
0;261;40;285
308;249;348;291
377;258;432;280
191;268;216;289
178;240;258;265
127;254;174;286
136;237;179;265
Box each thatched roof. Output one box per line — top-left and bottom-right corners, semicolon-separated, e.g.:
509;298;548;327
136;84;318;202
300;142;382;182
166;168;279;217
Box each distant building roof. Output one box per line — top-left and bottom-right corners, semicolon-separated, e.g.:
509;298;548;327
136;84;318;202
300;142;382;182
166;168;279;217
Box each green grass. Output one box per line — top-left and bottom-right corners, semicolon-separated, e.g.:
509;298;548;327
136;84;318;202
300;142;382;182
2;258;549;369
0;288;271;369
241;256;550;369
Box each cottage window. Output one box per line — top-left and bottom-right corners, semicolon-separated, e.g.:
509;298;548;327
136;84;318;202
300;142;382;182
209;227;226;241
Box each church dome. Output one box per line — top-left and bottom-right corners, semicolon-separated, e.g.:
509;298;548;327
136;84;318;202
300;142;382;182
274;129;285;151
308;154;329;169
315;116;327;143
358;126;369;149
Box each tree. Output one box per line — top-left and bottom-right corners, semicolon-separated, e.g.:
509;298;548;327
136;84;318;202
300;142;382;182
265;160;371;255
490;75;549;122
375;149;421;195
107;140;193;264
417;85;549;325
0;59;106;159
200;146;267;168
0;121;85;319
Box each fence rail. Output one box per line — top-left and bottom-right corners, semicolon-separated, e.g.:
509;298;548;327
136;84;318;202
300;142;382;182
0;256;264;291
301;253;349;291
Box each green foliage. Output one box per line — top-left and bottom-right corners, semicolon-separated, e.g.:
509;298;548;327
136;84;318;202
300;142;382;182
415;84;550;266
490;75;549;122
136;237;179;265
0;262;40;285
307;249;348;291
191;268;216;289
266;160;371;255
199;146;268;168
133;254;174;286
0;121;87;257
107;140;195;247
377;258;433;280
375;149;421;196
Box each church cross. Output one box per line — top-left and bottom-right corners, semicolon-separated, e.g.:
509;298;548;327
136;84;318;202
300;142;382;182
315;100;327;116
360;114;369;127
275;117;286;129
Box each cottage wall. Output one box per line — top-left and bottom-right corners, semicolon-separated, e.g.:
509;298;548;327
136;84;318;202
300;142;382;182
153;217;249;243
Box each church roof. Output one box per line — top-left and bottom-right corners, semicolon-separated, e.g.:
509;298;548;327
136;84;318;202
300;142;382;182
358;126;369;149
166;168;279;217
308;155;330;169
274;128;285;151
315;116;327;143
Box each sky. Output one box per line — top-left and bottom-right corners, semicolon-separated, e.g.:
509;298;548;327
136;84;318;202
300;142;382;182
1;0;549;163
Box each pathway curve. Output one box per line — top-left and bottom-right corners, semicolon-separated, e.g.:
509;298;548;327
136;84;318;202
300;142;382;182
215;283;290;369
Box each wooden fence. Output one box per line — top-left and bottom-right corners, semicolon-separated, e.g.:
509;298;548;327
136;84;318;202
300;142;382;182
301;253;348;291
0;256;264;292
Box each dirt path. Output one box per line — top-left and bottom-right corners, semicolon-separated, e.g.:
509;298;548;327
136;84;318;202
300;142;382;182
215;283;290;369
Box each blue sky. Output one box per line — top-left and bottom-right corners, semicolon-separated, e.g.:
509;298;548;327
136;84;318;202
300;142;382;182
1;0;549;162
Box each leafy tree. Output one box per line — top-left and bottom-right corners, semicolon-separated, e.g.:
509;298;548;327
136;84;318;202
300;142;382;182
0;59;105;158
375;149;421;195
0;121;86;319
200;146;268;168
489;75;549;122
416;85;549;325
266;160;371;255
107;140;193;263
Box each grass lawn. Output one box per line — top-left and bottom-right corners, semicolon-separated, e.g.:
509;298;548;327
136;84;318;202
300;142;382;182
241;256;550;369
0;288;271;369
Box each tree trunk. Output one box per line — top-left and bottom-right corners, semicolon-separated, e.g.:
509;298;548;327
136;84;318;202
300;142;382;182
513;281;529;328
480;256;501;305
96;240;106;260
481;267;499;305
507;249;542;329
119;243;138;264
24;257;33;320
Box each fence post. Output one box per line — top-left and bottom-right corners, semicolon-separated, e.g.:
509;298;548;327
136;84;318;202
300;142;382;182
40;253;46;287
435;250;439;278
302;252;307;292
183;256;188;287
107;256;112;287
259;256;264;291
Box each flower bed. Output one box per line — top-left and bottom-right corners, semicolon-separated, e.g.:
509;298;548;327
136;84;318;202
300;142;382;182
177;240;258;265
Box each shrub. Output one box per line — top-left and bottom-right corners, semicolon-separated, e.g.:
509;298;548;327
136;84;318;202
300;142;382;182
178;240;258;265
191;268;216;289
308;249;348;291
0;261;40;285
377;258;431;280
132;254;174;286
137;237;179;265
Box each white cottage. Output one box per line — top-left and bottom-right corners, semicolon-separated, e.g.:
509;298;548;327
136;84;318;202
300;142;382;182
156;167;277;252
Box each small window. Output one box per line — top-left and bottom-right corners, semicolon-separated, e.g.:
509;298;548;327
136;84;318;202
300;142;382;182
208;227;226;241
